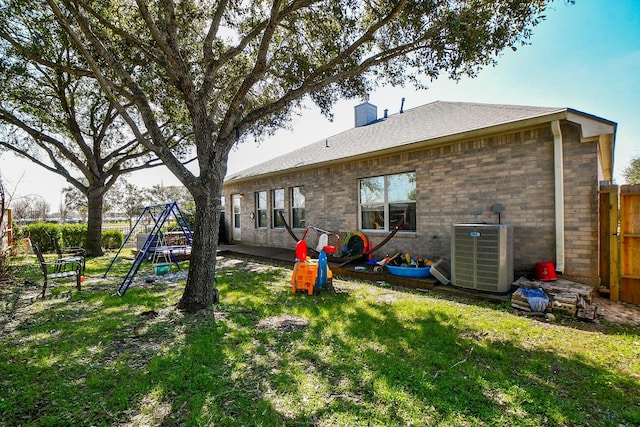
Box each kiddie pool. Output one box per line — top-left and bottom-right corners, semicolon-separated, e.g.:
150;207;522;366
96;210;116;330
386;265;431;278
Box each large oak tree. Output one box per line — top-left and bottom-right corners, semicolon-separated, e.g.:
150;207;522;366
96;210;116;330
3;0;556;311
0;4;186;256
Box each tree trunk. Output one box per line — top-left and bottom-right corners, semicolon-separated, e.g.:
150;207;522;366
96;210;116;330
85;190;104;257
176;187;221;312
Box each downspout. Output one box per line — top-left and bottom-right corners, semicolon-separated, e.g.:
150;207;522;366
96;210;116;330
551;120;565;273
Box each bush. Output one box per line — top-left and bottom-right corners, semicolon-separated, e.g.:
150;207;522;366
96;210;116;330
102;229;124;249
61;224;87;247
11;220;21;240
21;222;60;252
18;223;124;252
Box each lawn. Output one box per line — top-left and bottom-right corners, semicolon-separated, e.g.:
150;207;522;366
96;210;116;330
1;252;639;426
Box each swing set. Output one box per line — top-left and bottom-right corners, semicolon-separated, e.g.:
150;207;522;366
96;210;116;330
103;202;193;296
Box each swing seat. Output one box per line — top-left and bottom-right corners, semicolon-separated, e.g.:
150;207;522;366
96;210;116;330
153;263;171;275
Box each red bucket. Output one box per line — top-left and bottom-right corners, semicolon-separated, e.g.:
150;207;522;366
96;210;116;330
535;262;557;281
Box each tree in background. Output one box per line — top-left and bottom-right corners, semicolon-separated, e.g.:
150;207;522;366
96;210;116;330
62;186;88;222
5;0;557;311
9;195;50;222
147;183;196;229
0;6;188;256
105;179;150;229
622;156;640;184
8;199;29;223
147;184;193;207
57;201;70;224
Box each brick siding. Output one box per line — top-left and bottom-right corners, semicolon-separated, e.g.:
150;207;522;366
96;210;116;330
223;120;600;283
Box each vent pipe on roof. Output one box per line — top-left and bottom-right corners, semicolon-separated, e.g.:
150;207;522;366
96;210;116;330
384;109;388;119
400;97;405;114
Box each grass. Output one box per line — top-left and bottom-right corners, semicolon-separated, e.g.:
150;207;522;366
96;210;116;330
1;251;639;426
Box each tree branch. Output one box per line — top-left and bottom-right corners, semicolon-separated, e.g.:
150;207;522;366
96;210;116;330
201;0;318;98
77;1;163;64
48;0;195;187
220;0;285;140
0;28;93;77
222;0;408;145
0;139;86;191
134;0;192;95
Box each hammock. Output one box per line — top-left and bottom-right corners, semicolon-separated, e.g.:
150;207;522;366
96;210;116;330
277;211;404;266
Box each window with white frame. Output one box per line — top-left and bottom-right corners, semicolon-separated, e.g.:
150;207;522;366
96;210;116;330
256;191;268;228
272;188;285;228
359;172;416;231
291;186;305;229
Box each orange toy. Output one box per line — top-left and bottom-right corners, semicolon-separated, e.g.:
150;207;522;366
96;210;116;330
291;262;319;295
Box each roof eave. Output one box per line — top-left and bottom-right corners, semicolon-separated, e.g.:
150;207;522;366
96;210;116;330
565;109;617;181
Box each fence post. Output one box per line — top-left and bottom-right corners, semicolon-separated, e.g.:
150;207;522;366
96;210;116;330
599;184;619;301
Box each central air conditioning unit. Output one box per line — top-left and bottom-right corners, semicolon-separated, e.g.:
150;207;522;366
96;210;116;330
451;224;513;293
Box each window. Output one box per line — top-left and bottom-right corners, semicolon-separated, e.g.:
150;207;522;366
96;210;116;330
272;189;285;228
256;191;267;228
359;172;416;231
291;186;305;229
220;196;225;212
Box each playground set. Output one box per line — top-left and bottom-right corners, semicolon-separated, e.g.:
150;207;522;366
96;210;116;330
103;203;436;298
103;202;193;296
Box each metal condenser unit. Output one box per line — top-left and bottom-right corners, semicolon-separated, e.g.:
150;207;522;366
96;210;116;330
451;223;513;293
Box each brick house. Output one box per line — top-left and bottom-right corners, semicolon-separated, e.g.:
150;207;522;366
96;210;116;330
221;101;616;285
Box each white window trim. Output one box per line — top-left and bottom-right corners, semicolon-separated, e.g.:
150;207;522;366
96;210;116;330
358;173;416;232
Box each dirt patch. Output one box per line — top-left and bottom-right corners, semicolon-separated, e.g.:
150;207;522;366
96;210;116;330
376;293;399;304
256;315;309;332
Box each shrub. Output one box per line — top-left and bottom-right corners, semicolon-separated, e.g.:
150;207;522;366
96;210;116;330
21;222;60;252
102;229;124;249
11;220;21;240
61;224;87;247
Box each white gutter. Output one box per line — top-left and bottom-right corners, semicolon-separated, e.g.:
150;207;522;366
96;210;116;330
551;120;565;273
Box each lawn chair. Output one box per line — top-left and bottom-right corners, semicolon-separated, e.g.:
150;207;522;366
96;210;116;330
51;236;86;273
33;244;82;298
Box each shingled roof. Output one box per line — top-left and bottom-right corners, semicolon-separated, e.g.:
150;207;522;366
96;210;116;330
225;100;609;183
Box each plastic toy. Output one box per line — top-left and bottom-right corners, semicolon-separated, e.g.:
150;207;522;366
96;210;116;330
291;226;337;295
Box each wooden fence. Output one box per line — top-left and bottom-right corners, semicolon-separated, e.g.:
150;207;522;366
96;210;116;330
600;184;640;303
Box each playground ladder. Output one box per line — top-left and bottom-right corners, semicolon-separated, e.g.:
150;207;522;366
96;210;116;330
150;232;170;265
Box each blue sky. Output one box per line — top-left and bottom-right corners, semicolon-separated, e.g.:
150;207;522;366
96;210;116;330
2;0;639;209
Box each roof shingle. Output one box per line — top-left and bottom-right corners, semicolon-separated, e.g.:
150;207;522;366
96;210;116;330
225;100;566;182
